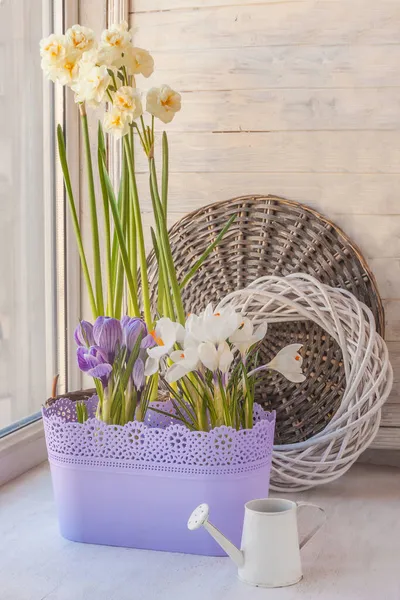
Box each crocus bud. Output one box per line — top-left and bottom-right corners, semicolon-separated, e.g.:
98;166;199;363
132;357;145;390
122;317;146;351
74;320;94;347
93;317;123;362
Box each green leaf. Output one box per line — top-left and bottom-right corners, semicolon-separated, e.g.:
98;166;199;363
57;125;97;317
180;214;237;289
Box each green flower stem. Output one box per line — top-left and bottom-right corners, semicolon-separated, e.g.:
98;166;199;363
97;123;113;315
80;105;104;315
57;125;97;318
123;135;152;328
150;197;174;320
180;214;237;289
99;153;140;316
149;157;185;324
161;132;169;217
128;129;138;316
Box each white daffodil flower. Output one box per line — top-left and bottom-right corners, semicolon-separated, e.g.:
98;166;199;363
144;318;185;376
165;347;200;383
100;21;131;49
146;85;181;124
40;34;80;86
99;21;131;69
126;47;154;78
66;25;95;52
113;86;143;119
186;303;240;346
72;64;111;106
267;344;306;383
103;108;131;139
40;34;67;68
230;317;268;357
198;340;234;374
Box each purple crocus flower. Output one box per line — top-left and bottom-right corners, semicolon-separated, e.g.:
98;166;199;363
93;317;123;363
132;357;145;390
122;317;147;352
76;346;112;387
74;320;94;347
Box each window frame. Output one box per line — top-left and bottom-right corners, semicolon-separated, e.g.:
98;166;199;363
0;0;81;485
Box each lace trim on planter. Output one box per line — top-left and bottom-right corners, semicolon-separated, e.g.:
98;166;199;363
47;451;272;476
42;396;275;470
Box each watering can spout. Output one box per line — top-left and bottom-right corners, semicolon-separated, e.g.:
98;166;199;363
187;504;244;567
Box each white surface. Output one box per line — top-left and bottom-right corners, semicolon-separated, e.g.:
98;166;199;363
1;462;400;600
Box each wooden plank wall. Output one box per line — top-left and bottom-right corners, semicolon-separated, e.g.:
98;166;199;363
129;0;400;449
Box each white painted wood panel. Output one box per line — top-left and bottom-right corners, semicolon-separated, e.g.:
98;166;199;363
154;89;400;132
135;131;400;175
129;0;400;446
136;173;400;215
146;46;400;90
132;2;400;49
384;301;400;342
133;0;400;11
133;0;323;11
371;427;400;450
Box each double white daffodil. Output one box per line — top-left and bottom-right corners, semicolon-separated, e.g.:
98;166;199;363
144;317;185;376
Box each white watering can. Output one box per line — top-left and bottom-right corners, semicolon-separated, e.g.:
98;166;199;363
188;498;325;588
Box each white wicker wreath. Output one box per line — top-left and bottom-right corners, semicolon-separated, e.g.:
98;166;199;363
216;273;393;492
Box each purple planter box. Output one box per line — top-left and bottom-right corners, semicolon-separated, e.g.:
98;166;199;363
42;397;275;556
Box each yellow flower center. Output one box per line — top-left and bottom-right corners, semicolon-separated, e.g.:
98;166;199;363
46;43;61;57
150;330;164;346
64;61;74;73
160;94;174;108
118;97;131;109
112;115;122;126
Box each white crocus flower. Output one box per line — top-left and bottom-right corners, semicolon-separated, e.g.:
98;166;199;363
146;85;181;124
230;317;268;357
66;25;95;52
186;303;240;346
267;344;306;383
103;108;131;139
144;318;185;376
72;64;111;106
198;341;234;374
125;47;154;78
113;86;143;119
166;347;200;383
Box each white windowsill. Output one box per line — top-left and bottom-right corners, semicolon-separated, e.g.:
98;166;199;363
0;420;47;487
0;462;399;600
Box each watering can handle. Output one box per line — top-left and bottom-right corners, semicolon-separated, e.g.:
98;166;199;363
297;502;326;550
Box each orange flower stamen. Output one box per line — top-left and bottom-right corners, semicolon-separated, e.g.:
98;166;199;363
150;330;164;346
295;355;301;361
214;312;221;317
